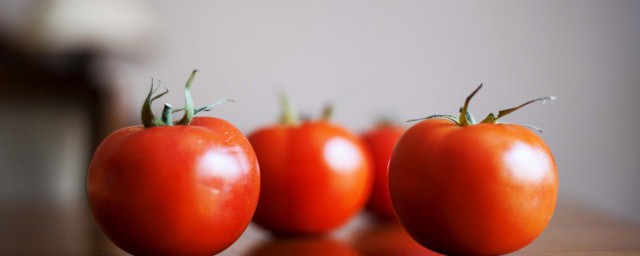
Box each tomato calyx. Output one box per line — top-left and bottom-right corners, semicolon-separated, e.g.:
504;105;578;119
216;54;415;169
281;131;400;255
141;70;234;128
320;104;334;121
279;93;334;126
408;84;555;132
374;116;400;128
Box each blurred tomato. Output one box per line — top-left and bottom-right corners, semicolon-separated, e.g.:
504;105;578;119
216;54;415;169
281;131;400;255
249;99;371;235
361;122;404;219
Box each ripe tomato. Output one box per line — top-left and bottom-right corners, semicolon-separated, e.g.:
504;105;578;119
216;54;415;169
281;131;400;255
361;122;404;219
389;85;558;255
87;71;260;255
248;98;371;235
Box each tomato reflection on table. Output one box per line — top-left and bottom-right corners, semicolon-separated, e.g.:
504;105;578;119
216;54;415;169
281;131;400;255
245;236;357;256
244;214;439;256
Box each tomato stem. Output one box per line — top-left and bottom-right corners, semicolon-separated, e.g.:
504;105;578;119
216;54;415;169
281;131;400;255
279;93;298;125
141;79;170;128
459;84;482;126
176;70;198;125
161;103;174;125
172;99;235;115
376;116;398;127
407;114;459;124
320;104;333;121
141;70;220;128
406;84;554;132
480;96;556;124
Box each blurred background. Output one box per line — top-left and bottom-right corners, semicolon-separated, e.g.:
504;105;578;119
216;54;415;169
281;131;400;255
0;0;638;255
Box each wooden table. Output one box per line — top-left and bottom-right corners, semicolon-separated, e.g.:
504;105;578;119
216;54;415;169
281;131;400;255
2;200;639;255
221;200;640;256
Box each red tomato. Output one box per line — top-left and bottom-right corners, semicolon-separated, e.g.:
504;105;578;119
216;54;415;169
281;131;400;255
389;85;558;255
87;71;260;255
361;123;404;219
248;100;371;235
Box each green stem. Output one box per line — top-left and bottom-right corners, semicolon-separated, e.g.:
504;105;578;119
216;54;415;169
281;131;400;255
176;70;198;125
376;116;397;127
458;84;482;126
320;104;333;121
141;79;170;128
407;114;459;124
161;103;174;125
407;84;554;133
279;93;298;125
172;99;235;115
480;96;556;124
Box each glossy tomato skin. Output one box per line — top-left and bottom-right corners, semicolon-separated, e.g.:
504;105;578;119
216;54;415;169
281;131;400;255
362;125;404;219
389;118;558;255
87;117;260;256
249;121;371;235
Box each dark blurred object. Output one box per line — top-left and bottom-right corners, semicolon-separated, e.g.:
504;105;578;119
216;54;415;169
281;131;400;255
0;35;117;149
0;1;156;254
0;36;122;255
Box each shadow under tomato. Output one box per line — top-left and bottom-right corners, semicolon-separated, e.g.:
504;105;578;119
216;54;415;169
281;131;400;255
349;218;441;256
244;236;358;256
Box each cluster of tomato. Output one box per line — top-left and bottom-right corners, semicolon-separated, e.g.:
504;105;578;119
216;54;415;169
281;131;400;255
87;70;558;256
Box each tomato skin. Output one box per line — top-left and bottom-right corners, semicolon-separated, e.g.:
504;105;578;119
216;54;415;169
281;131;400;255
248;121;371;235
87;117;260;256
361;125;404;219
389;118;558;255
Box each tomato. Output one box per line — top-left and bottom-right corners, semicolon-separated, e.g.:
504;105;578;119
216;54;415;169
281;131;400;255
389;85;558;255
248;98;371;235
361;122;404;219
87;71;260;256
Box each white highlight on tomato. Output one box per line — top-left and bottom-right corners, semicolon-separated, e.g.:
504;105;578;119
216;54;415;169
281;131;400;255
197;146;248;192
324;137;361;173
504;142;552;183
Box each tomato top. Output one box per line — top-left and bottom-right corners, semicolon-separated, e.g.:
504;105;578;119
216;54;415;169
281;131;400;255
141;69;235;129
362;121;405;219
408;84;555;131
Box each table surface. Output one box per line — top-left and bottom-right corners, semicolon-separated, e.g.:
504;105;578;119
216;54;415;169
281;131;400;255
1;200;639;255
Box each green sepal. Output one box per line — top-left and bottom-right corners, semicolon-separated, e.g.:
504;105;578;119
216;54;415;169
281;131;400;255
141;79;170;128
406;84;555;132
176;70;199;125
407;114;459;124
459;84;482;126
279;92;298;126
320;104;334;121
481;96;556;124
